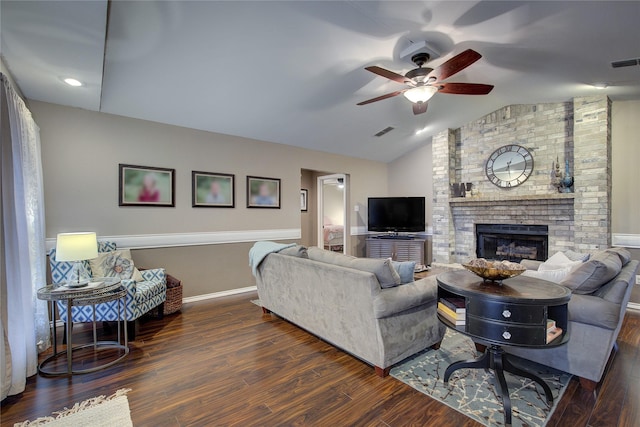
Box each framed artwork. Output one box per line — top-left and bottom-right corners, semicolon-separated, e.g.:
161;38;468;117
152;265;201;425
192;171;235;208
119;164;175;207
300;189;308;212
247;176;281;209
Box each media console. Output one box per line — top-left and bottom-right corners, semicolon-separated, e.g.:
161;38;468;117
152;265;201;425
366;236;426;266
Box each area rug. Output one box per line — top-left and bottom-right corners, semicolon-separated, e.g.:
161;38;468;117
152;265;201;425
15;388;132;427
391;330;571;427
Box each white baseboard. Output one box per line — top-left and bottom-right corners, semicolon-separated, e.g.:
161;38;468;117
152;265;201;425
182;286;257;304
46;229;300;251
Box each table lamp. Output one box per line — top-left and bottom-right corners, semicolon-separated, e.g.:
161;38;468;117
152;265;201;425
55;232;98;287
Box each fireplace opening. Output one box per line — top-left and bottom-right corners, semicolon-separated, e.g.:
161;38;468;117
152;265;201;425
476;224;548;261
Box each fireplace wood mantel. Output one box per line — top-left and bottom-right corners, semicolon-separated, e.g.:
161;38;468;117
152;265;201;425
449;193;575;206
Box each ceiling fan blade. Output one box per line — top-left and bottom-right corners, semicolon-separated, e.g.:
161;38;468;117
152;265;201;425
438;82;494;95
365;66;411;84
429;49;482;82
412;102;428;115
357;90;405;105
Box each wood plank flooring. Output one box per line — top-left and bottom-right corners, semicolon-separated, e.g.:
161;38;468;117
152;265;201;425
2;292;639;426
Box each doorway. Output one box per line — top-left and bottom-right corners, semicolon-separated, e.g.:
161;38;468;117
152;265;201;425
317;174;350;255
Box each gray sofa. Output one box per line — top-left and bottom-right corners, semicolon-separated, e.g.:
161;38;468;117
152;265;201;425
255;246;445;376
508;248;639;391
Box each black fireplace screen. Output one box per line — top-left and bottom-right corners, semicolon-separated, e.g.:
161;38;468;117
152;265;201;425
476;224;548;261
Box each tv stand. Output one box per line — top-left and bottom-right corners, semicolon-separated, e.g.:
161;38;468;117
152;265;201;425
366;236;426;266
374;235;414;240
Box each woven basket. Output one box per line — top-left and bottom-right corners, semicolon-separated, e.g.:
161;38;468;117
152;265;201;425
163;282;183;315
149;273;182;316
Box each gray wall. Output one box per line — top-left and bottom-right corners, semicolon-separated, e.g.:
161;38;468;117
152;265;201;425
387;140;433;231
32;101;388;297
611;100;640;236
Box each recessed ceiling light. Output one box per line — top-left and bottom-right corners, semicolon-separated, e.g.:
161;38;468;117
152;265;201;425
592;82;609;89
63;78;83;87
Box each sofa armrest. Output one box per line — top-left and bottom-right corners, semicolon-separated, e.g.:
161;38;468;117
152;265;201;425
373;276;438;319
520;259;543;271
568;294;621;330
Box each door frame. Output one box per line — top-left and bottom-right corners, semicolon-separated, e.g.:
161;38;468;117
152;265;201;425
317;173;350;255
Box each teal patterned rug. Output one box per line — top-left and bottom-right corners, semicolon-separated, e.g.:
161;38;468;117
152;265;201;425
390;330;572;427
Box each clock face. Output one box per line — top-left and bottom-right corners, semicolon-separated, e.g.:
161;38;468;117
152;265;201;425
485;144;534;188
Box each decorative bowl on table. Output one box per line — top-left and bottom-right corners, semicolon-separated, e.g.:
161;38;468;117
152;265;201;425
462;259;526;282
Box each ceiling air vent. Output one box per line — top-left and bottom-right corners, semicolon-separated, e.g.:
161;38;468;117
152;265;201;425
611;58;640;68
374;126;395;137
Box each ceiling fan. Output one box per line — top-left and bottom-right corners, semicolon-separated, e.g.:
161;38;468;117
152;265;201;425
357;49;494;115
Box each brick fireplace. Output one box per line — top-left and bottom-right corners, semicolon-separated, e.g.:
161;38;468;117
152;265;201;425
432;96;611;264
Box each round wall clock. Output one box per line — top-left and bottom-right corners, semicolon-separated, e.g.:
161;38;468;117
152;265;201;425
485;144;534;188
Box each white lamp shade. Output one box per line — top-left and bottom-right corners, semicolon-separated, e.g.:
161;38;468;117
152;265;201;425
55;232;98;261
403;85;438;103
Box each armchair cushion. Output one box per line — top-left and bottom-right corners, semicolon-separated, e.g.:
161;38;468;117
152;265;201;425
89;249;144;282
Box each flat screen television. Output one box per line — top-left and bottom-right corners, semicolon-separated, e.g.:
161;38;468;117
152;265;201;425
367;197;425;233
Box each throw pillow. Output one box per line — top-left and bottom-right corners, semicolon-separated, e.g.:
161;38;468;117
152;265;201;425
563;249;590;262
522;266;573;283
279;245;309;258
391;260;417;284
346;257;401;288
307;247;400;288
560;250;622;294
606;247;632;266
90;249;144;282
539;251;582;271
307;247;355;264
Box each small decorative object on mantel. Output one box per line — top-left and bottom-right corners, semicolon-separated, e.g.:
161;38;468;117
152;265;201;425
551;156;574;193
451;182;471;198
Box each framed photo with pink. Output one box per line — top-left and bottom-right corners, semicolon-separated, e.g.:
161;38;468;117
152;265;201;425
119;164;175;207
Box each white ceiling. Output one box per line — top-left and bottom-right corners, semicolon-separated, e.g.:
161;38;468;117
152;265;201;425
2;1;639;162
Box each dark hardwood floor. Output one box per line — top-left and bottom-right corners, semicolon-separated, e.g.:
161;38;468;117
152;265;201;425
2;292;639;426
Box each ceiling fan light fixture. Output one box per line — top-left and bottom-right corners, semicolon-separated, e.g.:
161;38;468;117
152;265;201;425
592;82;609;89
403;85;438;103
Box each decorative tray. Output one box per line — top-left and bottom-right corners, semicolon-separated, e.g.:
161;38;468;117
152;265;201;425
462;259;526;282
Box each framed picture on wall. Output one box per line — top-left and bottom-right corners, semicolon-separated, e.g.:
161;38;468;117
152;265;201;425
192;171;235;208
300;189;308;212
247;176;281;209
119;164;175;207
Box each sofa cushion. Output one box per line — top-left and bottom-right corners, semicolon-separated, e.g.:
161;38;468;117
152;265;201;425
307;247;400;288
560;250;622;294
279;244;308;258
606;247;631;266
391;261;417;284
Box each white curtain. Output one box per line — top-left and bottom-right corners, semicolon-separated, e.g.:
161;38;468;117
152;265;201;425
1;73;49;399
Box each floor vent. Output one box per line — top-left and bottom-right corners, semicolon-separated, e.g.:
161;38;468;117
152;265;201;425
374;126;395;137
611;58;640;68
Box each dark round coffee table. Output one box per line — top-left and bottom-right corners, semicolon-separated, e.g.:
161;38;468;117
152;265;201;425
437;270;571;426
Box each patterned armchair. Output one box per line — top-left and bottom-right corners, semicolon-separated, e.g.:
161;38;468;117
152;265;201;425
49;241;166;339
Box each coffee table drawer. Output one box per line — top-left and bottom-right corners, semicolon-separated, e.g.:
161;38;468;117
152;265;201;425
467;299;546;325
467;316;546;346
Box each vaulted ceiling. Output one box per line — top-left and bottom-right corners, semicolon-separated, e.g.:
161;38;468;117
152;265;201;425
2;1;639;162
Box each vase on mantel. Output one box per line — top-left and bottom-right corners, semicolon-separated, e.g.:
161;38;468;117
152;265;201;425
556;159;574;193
